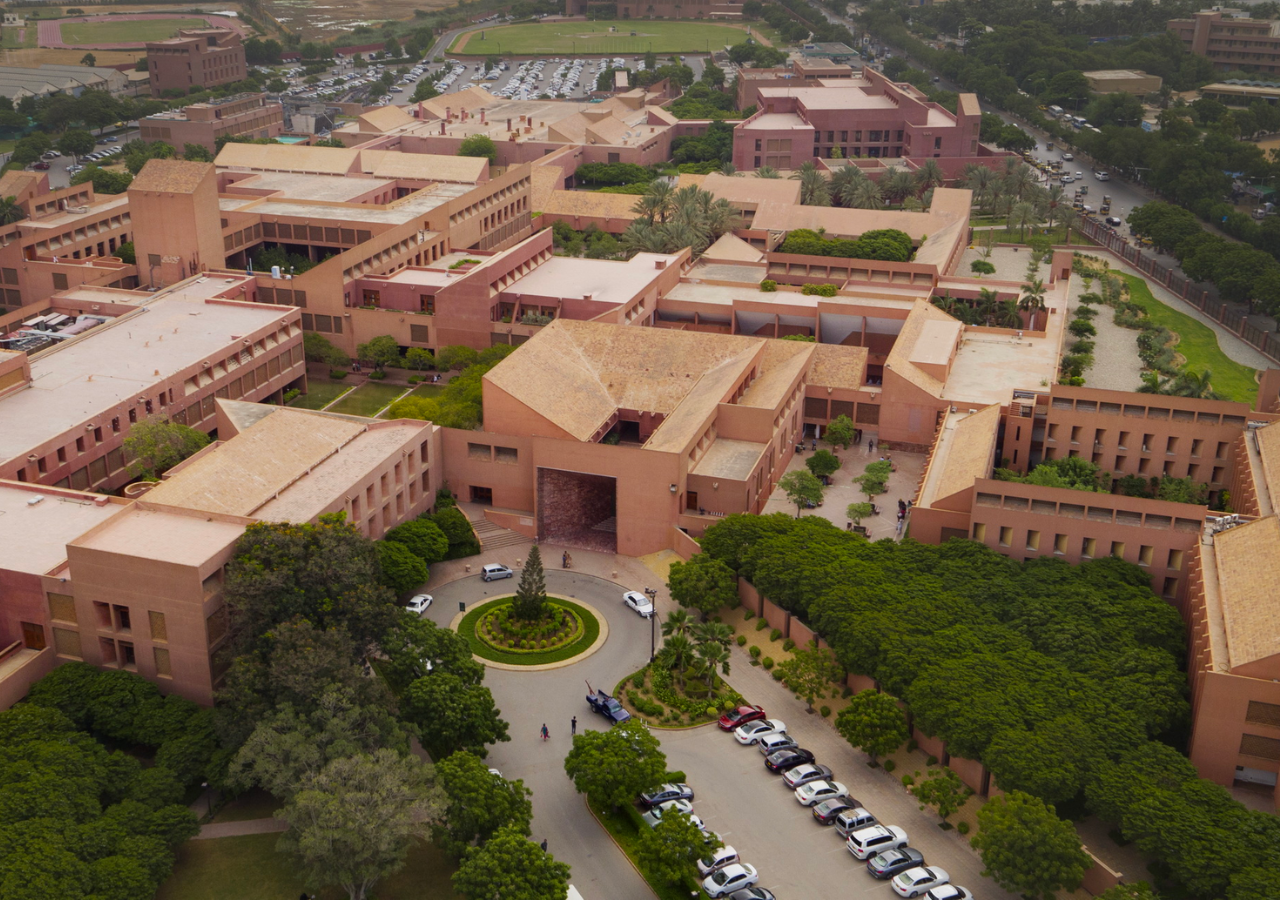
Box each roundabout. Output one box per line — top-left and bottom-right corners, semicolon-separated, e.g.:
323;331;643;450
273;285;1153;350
451;593;607;670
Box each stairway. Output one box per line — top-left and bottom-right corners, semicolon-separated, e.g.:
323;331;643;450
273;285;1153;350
470;515;530;551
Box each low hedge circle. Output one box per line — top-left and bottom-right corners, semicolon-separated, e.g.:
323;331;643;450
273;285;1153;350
458;597;601;665
476;601;584;654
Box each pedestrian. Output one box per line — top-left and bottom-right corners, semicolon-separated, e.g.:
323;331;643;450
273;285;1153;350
541;723;549;741
571;715;577;735
562;550;568;568
541;838;548;853
895;518;904;536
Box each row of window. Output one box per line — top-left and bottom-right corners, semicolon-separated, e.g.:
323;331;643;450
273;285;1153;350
31;212;129;257
977;523;1183;595
448;177;531;228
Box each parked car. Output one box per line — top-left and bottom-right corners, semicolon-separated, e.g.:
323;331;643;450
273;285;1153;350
783;763;833;788
1105;216;1123;227
719;705;765;731
733;719;785;745
764;747;815;773
924;886;973;900
866;847;925;879
1095;170;1111;181
1061;152;1074;161
32;161;49;170
756;732;797;756
702;863;759;898
795;780;849;807
847;824;909;859
811;797;855;825
696;845;740;876
481;563;513;581
405;594;432;614
642;801;705;831
585;684;631;725
833;807;878;837
727;890;776;900
892;866;951;898
622;590;654;617
639;782;694;809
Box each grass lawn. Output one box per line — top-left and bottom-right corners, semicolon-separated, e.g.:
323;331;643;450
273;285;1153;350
60;18;206;45
1;25;36;49
586;797;699;900
325;381;409;417
458;597;600;665
287;379;352;411
381;382;444;416
1119;274;1258;404
156;833;461;900
452;20;754;55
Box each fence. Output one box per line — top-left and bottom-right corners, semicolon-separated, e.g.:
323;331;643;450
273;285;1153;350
1078;217;1280;367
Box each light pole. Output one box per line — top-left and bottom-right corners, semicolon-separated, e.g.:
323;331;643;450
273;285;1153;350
644;587;659;661
201;781;211;819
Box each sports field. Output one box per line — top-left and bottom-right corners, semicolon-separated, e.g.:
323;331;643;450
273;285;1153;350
451;19;756;55
59;17;205;44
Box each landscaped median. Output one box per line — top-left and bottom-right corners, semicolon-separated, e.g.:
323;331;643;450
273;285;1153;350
457;596;601;666
585;796;703;900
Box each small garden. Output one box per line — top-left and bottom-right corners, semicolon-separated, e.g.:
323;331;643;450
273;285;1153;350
456;546;601;665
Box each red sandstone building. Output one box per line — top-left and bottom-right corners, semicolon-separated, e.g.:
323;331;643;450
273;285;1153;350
146;28;246;98
140;93;284;154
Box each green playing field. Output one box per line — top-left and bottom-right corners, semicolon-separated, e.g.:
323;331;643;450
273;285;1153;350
451;19;757;56
59;18;207;46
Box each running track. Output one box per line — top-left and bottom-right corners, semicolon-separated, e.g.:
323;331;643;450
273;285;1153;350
38;14;245;50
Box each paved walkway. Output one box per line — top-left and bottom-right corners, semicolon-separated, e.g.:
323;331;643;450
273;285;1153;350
194;817;287;840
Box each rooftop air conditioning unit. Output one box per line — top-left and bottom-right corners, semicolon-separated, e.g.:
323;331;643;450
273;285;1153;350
27;496;44;507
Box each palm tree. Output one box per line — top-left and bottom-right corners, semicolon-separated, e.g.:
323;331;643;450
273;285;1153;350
914;159;946;192
1044;185;1065;229
620;220;669;255
932;292;959;316
755;165;781;179
692;641;731;687
1057;206;1080;245
662;608;693;639
631;181;674;225
1004;163;1039;201
719;161;739;176
848;178;883;209
0;195;24;226
994;299;1022;328
1018;278;1047;329
1007;200;1040;241
829;165;863;207
791;161;831;206
882;169;917;206
1172;369;1219;399
692;620;734;650
659;634;697;687
975;287;999;325
704;197;742;240
1137;370;1175;394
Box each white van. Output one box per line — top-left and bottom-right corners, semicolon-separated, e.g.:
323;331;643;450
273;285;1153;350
1047;105;1064;118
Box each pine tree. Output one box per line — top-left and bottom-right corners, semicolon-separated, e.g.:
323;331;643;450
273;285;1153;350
512;545;547;620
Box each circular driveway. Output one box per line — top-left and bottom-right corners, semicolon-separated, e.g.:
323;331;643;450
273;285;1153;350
421;569;659;899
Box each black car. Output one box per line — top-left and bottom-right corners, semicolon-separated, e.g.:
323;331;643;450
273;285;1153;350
764;747;816;773
811;797;857;825
865;847;926;879
639;782;694;809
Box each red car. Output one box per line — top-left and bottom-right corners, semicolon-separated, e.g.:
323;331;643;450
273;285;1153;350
718;705;765;731
32;162;50;170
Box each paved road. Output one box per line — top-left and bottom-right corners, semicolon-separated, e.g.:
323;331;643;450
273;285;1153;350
420;568;661;900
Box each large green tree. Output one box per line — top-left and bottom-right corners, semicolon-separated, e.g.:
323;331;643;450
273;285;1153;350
778;469;824;517
123;417;210;479
377;540;428;594
972;791;1090;900
775;640;842;712
452;824;571;900
835;689;908;764
667;552;738;618
564;719;666;811
378;615;483;696
400;672;509;760
433;751;533;860
512;545;547;620
805;449;841;480
636;809;720;887
385;518;449;565
278;749;445;900
910;768;971;824
355;334;401;371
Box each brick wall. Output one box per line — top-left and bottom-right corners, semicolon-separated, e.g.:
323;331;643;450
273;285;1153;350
761;596;789;638
738;578;763;616
535;467;615;540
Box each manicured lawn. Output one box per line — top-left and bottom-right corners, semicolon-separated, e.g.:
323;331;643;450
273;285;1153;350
453;20;753;55
458;597;600;665
1119;274;1258;404
381;382;444;416
325;381;409;417
156;833;461;900
287;379;352;411
60;18;206;45
1;25;36;49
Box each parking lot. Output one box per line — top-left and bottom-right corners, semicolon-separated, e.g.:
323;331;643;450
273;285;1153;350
659;652;1019;900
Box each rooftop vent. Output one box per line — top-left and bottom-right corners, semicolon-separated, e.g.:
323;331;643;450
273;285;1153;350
26;495;44;507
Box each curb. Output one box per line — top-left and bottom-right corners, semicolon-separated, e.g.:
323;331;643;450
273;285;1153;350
449;593;609;671
581;796;662;900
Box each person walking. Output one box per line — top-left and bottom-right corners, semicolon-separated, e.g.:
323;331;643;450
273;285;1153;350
540;723;549;741
571;716;577;736
540;839;548;853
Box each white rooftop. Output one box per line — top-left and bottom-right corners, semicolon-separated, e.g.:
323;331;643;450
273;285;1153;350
0;482;124;576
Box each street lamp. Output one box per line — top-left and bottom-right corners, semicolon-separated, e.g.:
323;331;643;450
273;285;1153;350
644;587;659;661
200;781;211;819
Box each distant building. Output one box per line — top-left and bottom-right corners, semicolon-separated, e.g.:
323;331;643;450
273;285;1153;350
146;28;246;97
139;93;284;154
1170;10;1280;74
1082;69;1163;96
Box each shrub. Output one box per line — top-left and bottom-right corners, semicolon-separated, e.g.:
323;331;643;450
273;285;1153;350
749;645;761;659
771;668;784;680
408;376;422;384
330;368;349;379
800;282;838;297
736;635;748;646
907;739;918;752
782;638;796;652
927;755;939;766
760;279;777;292
820;705;831;717
665;770;686;784
956;821;970;835
762;657;774;670
283;388;300;403
367;370;387;380
883;759;897;773
755;619;768;632
902;775;915;787
743;609;754;620
632;670;646;689
769;628;782;642
1068;318;1096;338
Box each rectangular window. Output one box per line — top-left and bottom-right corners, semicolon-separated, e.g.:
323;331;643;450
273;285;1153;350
1054;534;1068;554
972;522;986;541
206;605;228;646
998;526;1012;547
21;622;46;650
1111;540;1126;559
1168;548;1184;570
53;627;82;659
149;610;168;642
153;647;172;677
1026;530;1040;551
1082;537;1097;559
118;641;136;670
48;592;77;623
1138;545;1154;566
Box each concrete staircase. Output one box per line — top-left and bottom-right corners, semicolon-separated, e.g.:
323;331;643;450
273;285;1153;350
470;515;530;551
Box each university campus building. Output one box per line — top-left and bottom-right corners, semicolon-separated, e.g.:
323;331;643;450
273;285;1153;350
1169;9;1280;74
139;93;286;154
146;28;247;98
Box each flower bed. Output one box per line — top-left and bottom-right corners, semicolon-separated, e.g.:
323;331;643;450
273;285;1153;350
476;601;584;654
458;597;599;665
616;664;745;728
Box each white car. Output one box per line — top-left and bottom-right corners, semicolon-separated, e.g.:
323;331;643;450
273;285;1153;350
405;594;432;614
641;800;705;831
783;763;833;788
481;563;514;582
733;719;786;745
892;866;951;898
924;886;973;900
847;824;909;860
794;780;849;806
702;863;759;898
696;844;739;876
623;590;654;617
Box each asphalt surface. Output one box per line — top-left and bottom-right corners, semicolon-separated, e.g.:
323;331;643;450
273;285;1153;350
419;568;660;900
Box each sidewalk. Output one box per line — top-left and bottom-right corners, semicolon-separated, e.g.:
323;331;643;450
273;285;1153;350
194;817;287;840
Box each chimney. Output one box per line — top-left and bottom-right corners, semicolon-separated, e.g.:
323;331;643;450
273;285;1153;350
441;120;446;135
461;108;467;121
584;293;593;301
446;106;452;120
655;259;667;270
480;109;486;125
507;117;512;131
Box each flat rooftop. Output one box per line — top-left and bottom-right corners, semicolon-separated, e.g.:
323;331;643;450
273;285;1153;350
504;254;670;307
222;181;471;226
941;331;1061;407
756;85;899;111
0;483;124;576
0;276;290;466
691;438;766;481
227;171;395;203
72;505;245;568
